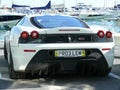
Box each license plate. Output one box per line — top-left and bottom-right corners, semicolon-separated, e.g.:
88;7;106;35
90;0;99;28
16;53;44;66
55;50;86;57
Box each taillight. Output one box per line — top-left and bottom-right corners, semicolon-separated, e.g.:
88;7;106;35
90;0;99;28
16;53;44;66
30;31;39;39
97;30;104;38
106;31;112;38
20;31;29;39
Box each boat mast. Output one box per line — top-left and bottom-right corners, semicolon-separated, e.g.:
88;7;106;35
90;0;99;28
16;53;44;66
63;0;65;13
114;0;119;16
11;0;14;12
0;0;1;7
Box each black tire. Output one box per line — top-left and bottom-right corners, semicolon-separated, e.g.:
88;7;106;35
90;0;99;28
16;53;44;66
96;68;111;77
4;41;8;60
8;47;26;79
9;64;26;79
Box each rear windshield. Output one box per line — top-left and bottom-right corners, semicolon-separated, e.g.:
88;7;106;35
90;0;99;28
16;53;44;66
31;15;89;28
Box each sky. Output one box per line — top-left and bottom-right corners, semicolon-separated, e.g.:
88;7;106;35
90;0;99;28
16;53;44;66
0;0;119;8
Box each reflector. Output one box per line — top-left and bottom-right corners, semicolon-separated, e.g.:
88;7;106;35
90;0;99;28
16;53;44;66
102;48;111;51
24;50;36;52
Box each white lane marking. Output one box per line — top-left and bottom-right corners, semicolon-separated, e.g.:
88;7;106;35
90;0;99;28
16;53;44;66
0;72;2;78
39;85;84;90
0;77;14;81
0;72;14;81
109;73;120;80
0;49;4;55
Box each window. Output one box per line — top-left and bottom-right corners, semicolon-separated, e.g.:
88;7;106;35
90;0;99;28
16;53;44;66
32;15;90;28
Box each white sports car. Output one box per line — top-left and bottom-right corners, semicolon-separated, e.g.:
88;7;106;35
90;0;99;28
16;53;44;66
4;14;114;79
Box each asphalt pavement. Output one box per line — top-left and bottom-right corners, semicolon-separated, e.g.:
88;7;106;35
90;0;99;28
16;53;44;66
0;49;120;90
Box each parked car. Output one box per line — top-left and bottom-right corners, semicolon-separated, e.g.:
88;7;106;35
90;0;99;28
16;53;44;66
0;13;24;48
4;14;114;79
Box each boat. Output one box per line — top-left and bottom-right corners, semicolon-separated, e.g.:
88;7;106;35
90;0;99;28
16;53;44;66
70;3;105;20
78;11;105;20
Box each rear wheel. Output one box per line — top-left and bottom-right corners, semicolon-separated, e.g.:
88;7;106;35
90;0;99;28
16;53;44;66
96;68;111;76
9;64;26;79
8;47;26;79
4;40;7;60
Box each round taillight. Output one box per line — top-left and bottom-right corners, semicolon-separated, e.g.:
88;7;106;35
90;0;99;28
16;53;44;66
20;31;29;39
30;31;39;39
106;31;112;38
97;30;104;38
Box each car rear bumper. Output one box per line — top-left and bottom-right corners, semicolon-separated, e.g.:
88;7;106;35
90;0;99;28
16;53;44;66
10;43;114;72
25;49;110;74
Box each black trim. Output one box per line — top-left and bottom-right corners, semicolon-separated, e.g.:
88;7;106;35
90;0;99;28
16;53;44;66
30;17;42;28
19;34;113;44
